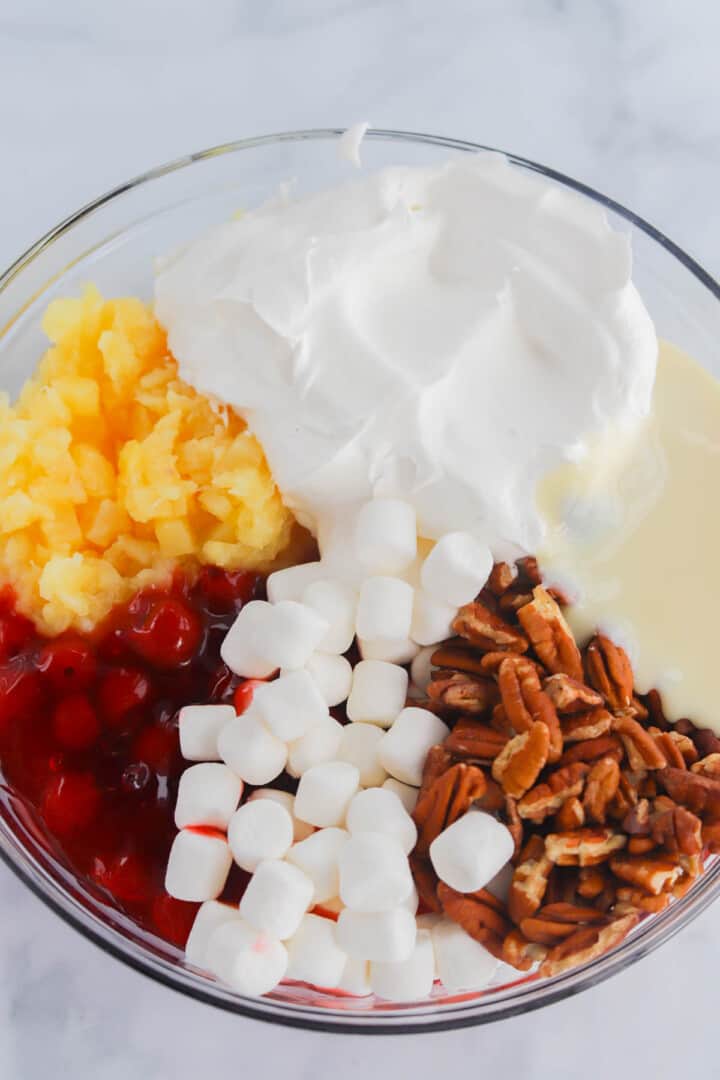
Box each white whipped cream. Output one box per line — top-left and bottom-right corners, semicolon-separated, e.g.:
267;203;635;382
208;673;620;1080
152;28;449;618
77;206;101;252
155;152;658;554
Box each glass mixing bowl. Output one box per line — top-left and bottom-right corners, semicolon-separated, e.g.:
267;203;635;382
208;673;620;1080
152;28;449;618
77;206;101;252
1;129;719;1033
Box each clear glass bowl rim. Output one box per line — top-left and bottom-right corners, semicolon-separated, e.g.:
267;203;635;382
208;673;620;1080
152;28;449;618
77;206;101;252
1;127;719;1034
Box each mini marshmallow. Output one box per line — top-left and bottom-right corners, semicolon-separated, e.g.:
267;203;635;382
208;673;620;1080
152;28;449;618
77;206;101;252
402;882;419;915
286;827;348;903
165;828;232;902
339;832;413;912
205;918;288;996
420;531;493;607
174;763;243;831
432;918;498;991
302;579;357;654
227;799;294;872
336;908;416;963
240;859;314;940
358;636;420;664
354;498;417;575
286;714;344;778
346;788;417;854
346;660;408;728
410;589;456;647
220;601;278;678
356;577;413;643
369;928;434;1002
336;723;388;787
337;956;372;996
248;788;313;842
382;777;419;814
485;860;515;903
304;652;353;707
263;600;329;671
294;761;360;827
317;515;367;586
179;704;235;761
218;712;287;786
410;646;436;695
429;811;514;893
285;913;348;988
185;900;244;967
267;561;324;604
254;669;329;741
379;707;450;786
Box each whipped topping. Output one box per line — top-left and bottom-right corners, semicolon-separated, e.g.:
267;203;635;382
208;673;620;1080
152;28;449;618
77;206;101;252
155;152;658;555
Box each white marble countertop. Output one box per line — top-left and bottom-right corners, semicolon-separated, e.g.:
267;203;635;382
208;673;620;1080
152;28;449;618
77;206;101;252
2;1;720;1076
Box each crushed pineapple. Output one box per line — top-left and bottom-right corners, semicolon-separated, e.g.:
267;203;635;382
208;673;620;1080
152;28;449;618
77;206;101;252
0;286;294;635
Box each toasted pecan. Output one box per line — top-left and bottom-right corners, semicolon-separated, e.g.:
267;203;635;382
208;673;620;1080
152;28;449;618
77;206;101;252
444;717;509;761
517;763;588;823
544;674;604;715
556;796;586;831
430;645;487;677
492;722;550;798
438;882;513;944
612;712;667;770
487;561;517;596
453;601;529;654
545;828;626;867
650;805;703;856
658;767;720;818
609;853;684;895
517;587;583;681
502;929;547;971
585;634;634;710
427;671;499;715
583;758;621;825
508;839;553;922
560;708;613;743
558;734;624;767
413;762;487;854
538;914;638;977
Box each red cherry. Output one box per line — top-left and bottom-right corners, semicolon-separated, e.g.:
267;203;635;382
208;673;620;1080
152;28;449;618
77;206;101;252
0;661;44;741
132;724;177;773
0;611;35;660
52;694;100;751
42;772;100;835
197;566;259;610
37;637;97;694
151;893;200;946
233;679;264;715
126;597;201;669
98;668;152;727
93;851;148;904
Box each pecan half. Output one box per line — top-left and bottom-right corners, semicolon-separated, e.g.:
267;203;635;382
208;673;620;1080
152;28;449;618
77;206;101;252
480;651;544;676
517;587;583;681
521;902;607;946
690;753;720;777
538;914;638;977
508;837;553;922
545;827;626;867
453;601;529;654
408;854;441;913
650;806;703;855
430;645;486;677
443;717;509;761
413;762;487;854
561;708;613;743
585;634;634;710
583;758;621;825
614;887;671;915
417;744;453;801
612;712;667;770
492;722;550;798
558;734;624;767
517;763;589;823
658;767;720;818
576;866;609;900
650;728;686;770
556;796;586;830
610;853;684;895
427;671;499;715
502;929;547;971
438;882;512;947
544;674;604;715
487;561;517;596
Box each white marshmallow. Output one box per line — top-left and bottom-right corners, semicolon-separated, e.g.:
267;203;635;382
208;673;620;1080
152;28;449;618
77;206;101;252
485;860;515;904
339;832;413;912
402;881;419;915
410;589;457;647
431;918;498;991
302;579;357;655
240;859;314;940
220;601;278;678
294;761;360;827
337;956;372;996
254;669;329;741
346;788;417;854
356;576;414;643
227;799;294;872
217;711;287;786
179;704;235;761
317;514;367;586
185;900;244;967
304;652;353;707
174;763;243;831
165;828;232;902
247;788;313;842
336;908;416;963
286;713;344;778
410;646;436;695
420;531;493;607
354;498;417;575
358;636;420;664
346;660;408;728
248;600;329;673
382;777;419;814
286;913;348;988
369;928;435;1001
267;561;324;604
336;723;388;787
286;827;348;903
429;811;514;893
205;918;288;996
379;707;450;786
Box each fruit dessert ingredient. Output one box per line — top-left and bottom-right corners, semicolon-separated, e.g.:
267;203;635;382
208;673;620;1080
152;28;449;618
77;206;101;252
0;287;292;635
